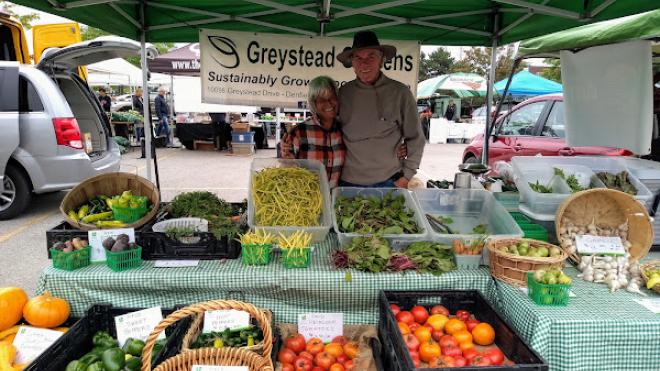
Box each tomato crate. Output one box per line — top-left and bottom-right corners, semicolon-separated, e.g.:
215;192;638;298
378;290;548;371
527;273;571;306
51;246;91;271
23;303;192;371
242;244;272;265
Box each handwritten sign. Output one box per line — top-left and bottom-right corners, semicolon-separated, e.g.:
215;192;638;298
633;298;660;314
114;307;166;347
575;235;626;255
154;260;200;268
192;366;248;371
88;228;135;263
298;313;343;343
12;326;63;364
202;310;250;334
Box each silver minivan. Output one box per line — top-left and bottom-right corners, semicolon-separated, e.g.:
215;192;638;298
0;39;157;220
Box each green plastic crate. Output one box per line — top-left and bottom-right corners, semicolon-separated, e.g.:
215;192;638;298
51;246;91;271
112;196;148;223
509;212;531;224
105;246;142;272
454;254;482;269
521;224;549;242
242;245;272;265
282;248;310;268
493;192;520;211
527;272;571;306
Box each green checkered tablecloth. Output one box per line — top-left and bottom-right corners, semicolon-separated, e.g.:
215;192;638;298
36;233;495;324
491;267;660;371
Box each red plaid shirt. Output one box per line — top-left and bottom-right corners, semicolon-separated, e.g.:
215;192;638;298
290;117;345;188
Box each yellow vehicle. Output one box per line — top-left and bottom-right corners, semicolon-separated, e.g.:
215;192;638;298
0;10;30;63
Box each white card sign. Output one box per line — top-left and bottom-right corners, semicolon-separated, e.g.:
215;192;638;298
298;313;343;343
575;235;626;255
633;298;660;314
12;326;63;364
202;310;250;334
88;228;136;262
192;366;248;371
154;260;200;268
114;307;166;347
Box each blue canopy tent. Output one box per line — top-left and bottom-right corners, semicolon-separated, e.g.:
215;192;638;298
494;70;562;99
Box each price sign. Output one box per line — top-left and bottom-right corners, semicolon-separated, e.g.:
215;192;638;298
12;326;63;364
192;366;248;371
633;298;660;314
114;307;166;347
202;310;250;334
298;313;343;343
154;260;200;268
88;228;135;263
575;235;626;255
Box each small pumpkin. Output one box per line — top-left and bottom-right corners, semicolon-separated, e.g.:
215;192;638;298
0;288;28;332
22;291;70;328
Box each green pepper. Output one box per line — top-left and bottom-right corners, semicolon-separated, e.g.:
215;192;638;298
65;360;87;371
92;331;119;349
78;349;103;366
150;338;168;362
128;339;145;357
86;361;104;371
123;356;142;371
101;347;126;371
121;338;135;354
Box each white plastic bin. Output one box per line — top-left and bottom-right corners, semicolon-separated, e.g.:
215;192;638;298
331;187;428;250
152;218;208;244
248;158;332;243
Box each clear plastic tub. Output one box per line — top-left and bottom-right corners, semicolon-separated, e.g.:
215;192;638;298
515;167;572;216
248;158;332;243
332;187;428;250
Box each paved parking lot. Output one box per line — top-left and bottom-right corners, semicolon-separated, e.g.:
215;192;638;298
0;140;467;295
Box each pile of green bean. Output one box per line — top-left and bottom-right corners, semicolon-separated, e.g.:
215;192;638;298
252;167;323;226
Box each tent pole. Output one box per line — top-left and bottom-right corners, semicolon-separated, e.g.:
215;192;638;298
492;57;521;127
482;11;500;167
140;7;153;183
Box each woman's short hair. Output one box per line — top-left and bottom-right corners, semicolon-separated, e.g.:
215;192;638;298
308;76;338;115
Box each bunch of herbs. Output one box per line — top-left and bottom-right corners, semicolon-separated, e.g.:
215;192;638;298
404;241;456;276
170;191;241;238
334;193;423;234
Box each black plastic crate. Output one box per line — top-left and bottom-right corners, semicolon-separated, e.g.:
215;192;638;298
378;290;547;371
24;303;191;371
45;221;89;259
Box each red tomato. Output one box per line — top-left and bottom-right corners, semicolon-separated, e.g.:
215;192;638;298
332;336;349;346
312;368;324;371
471;355;493;366
286;333;307;354
283;364;295;371
390;304;402;316
396;311;415;325
455;310;471;322
314;352;336;370
423;323;434;332
465;320;480;332
403;333;421;352
344;360;354;370
430;305;450;317
419;342;441;363
484;348;505;365
299;352;314;361
294;356;314;371
462;348;480;361
336;354;349;366
441;344;462;357
278;348;297;364
306;338;324;356
454;356;469;367
342;341;359;360
431;329;444;342
439;335;458;349
409;351;420;369
410;305;429;324
408;322;420;333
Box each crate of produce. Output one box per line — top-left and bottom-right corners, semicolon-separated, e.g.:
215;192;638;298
249;158;332;243
509;211;530;224
454;253;482;269
333;187;428;250
51;246;91;271
232;142;255;155
486;238;567;287
112;195;148;223
232;131;255;143
527;272;571;306
379;290;547;371
281;247;310;268
105;246;142;271
152;217;208;244
412;189;523;247
23;303;192;371
521;223;549;242
494;191;520;211
45;223;90;258
242;244;272;265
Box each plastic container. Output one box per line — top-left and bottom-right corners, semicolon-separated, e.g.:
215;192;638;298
248;158;332;243
51;246;91;271
152;217;208;244
518;206;558;244
112;195;148;223
23;303;191;371
232;132;255;143
509;212;531;224
454;254;482;269
242;245;271;265
232;143;254;155
494;191;520;212
378;290;548;371
333;187;429;250
105;246;142;271
45;222;90;258
527;272;571;306
281;248;310;268
412;189;523;246
521;223;549;242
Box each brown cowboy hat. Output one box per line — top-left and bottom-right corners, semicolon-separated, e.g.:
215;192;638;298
336;31;397;67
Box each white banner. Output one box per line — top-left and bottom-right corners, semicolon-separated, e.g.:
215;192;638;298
200;29;420;107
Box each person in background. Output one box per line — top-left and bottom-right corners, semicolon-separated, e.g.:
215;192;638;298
98;88;111;113
132;88;144;142
155;87;172;147
445;99;456;121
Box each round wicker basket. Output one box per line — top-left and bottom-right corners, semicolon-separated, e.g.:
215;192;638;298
141;300;274;371
486;238;568;287
638;260;660;295
60;172;159;230
554;189;653;265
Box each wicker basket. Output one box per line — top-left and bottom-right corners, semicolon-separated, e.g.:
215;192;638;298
181;306;273;355
142;300;274;371
555;189;653;265
60;172;159;230
486;238;568;287
638;260;660;295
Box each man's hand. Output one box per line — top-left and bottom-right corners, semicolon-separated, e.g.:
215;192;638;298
279;134;295;159
393;176;409;189
397;143;407;160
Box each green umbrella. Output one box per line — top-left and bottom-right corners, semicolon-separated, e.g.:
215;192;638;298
417;73;490;99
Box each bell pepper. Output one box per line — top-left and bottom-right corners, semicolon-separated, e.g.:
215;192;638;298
92;331;119;349
121;191;133;201
101;347;126;371
78;348;104;366
86;361;104;371
82;211;114;223
128;340;145;357
121;338;134;354
65;360;87;371
123;356;142;371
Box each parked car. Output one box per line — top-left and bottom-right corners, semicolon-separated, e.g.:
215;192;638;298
462;93;633;165
470;104;510;126
0;39;157;220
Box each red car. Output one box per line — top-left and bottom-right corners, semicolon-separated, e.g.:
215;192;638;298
462;94;633;165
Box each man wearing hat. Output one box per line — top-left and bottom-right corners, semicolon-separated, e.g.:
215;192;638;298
336;31;425;188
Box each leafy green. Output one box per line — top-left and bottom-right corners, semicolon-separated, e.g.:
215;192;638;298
553;167;586;193
597;171;638;195
529;180;553;193
170;191;241;238
335;192;423;235
404;241;456;276
343;233;392;273
165;226;197;241
472;224;489;234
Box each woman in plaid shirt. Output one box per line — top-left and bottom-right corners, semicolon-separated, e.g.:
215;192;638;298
281;76;405;188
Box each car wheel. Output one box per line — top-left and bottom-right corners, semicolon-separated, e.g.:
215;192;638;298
0;163;33;220
463;155;478;164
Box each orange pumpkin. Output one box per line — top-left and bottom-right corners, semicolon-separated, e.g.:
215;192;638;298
22;291;70;328
0;287;28;332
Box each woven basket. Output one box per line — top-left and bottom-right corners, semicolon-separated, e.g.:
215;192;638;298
142;300;274;371
181;306;273;355
486;238;568;287
60;172;159;230
555;189;653;265
638;260;660;295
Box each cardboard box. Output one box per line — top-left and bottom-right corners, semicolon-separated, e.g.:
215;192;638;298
83;133;93;153
232;123;251;132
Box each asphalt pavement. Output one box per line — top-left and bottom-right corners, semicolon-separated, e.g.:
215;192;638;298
0;139;468;296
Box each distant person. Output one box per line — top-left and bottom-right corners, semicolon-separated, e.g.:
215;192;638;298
445;99;456;121
132;88;144;142
155;87;172;147
98;88;111;113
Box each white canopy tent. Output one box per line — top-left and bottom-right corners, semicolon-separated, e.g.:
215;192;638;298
86;58;170;87
172;76;258;114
